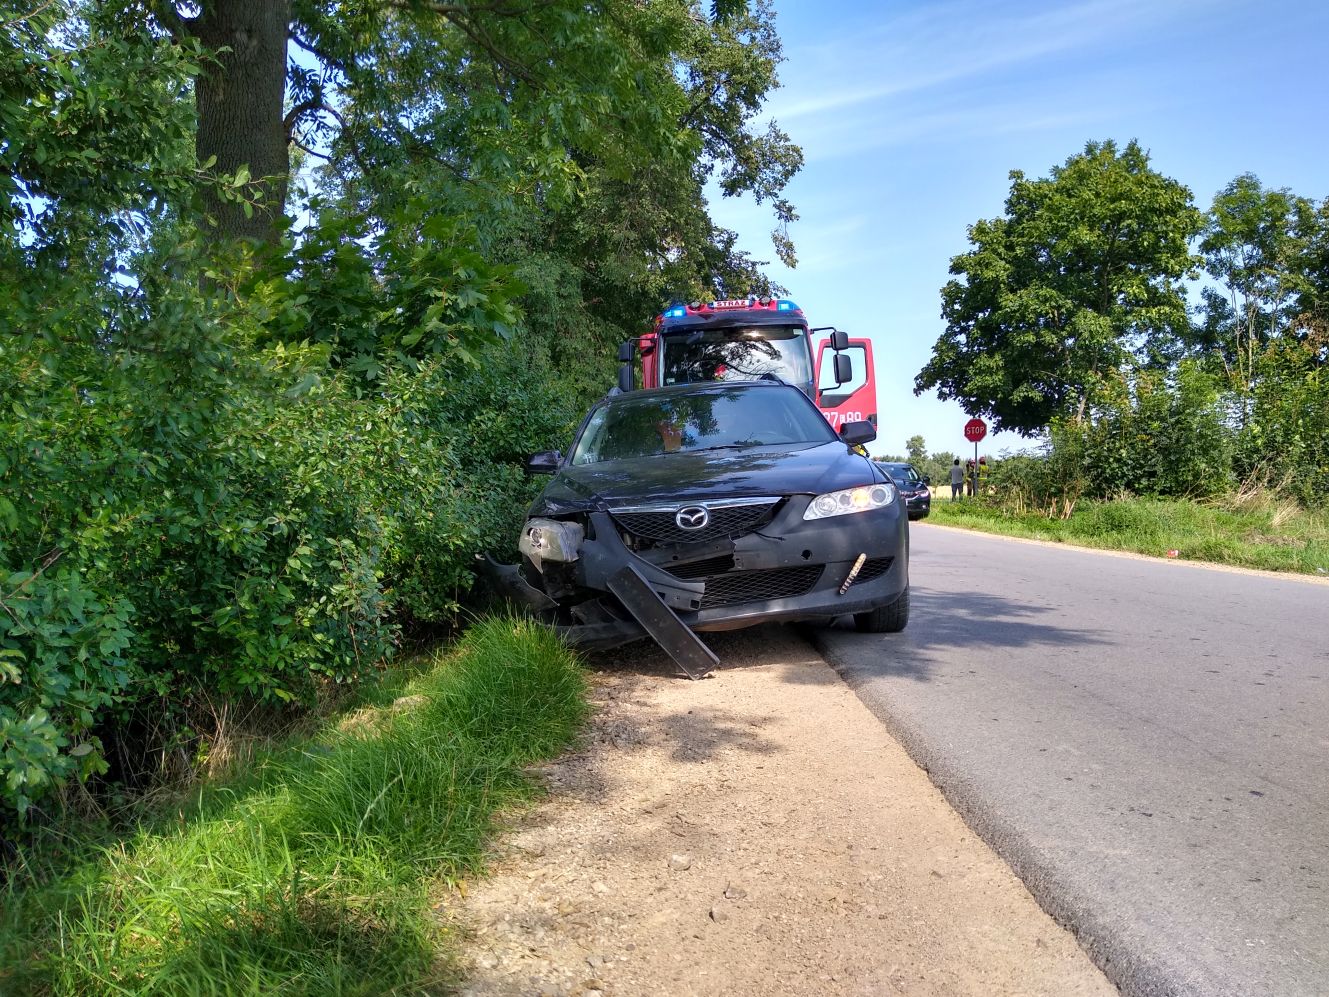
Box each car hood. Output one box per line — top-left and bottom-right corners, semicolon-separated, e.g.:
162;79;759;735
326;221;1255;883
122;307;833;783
530;441;880;515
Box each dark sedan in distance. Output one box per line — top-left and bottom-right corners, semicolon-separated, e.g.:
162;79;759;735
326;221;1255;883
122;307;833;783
485;381;910;677
875;462;931;520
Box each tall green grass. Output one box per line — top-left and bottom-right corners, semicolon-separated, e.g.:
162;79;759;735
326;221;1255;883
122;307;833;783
0;617;587;996
929;493;1329;575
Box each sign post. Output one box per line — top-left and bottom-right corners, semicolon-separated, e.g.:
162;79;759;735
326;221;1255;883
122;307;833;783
963;417;987;497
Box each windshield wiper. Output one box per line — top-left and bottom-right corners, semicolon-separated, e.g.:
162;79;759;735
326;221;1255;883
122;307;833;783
687;442;766;454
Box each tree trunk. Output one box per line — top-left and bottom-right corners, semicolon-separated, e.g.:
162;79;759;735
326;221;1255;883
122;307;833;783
193;0;291;246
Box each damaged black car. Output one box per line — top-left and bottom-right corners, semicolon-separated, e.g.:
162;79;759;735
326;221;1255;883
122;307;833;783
483;380;909;678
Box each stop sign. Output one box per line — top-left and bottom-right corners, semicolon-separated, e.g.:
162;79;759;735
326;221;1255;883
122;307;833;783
964;417;987;443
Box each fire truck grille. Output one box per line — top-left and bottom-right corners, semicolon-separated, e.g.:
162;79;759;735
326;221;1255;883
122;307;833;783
696;565;824;610
611;501;778;545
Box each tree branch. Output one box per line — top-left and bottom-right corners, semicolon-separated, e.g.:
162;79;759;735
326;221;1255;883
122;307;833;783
291;137;331;161
682;76;727;129
150;0;197;41
289;28;351;78
384;0;544;86
284;96;324;138
0;0;58;30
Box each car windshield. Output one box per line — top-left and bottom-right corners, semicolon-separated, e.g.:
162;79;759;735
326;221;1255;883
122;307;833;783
570;387;836;465
660;325;813;388
882;464;921;484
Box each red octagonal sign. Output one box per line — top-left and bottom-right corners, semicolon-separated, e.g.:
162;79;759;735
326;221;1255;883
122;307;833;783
964;417;988;443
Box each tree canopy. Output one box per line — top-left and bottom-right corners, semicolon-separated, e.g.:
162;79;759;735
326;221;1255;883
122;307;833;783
915;140;1202;435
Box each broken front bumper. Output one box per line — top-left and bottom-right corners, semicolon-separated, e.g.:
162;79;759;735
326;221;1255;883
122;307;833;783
481;499;909;679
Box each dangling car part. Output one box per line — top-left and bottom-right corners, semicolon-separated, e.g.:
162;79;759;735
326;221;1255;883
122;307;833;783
481;381;910;679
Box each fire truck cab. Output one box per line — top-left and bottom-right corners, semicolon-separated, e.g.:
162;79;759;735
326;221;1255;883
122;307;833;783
618;297;877;431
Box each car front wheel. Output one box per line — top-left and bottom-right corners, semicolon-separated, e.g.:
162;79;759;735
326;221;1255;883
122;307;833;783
854;585;909;633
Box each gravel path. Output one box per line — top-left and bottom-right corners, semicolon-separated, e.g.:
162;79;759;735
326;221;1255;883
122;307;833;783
452;625;1115;996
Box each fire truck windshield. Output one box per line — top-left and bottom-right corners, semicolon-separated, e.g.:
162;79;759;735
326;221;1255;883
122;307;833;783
660;326;812;388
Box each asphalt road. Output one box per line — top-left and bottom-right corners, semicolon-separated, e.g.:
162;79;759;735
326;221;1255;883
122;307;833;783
813;524;1329;997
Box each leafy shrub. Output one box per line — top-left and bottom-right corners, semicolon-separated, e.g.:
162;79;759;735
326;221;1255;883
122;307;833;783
984;364;1236;517
0;291;583;828
0;570;134;816
1235;336;1329;507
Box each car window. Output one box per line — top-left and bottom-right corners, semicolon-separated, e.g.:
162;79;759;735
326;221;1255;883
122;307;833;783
571;387;835;465
880;464;920;484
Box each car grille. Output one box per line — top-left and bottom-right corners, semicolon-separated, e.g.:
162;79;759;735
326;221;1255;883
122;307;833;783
696;565;824;609
666;555;736;580
611;500;779;545
856;556;894;582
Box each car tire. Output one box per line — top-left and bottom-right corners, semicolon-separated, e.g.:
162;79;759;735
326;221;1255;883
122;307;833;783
854;585;909;633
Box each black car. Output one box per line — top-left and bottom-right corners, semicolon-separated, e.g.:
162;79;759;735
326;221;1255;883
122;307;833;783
875;461;931;520
485;381;910;678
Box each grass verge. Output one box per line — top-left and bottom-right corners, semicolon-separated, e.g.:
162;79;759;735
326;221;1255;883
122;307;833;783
0;616;588;996
927;494;1329;576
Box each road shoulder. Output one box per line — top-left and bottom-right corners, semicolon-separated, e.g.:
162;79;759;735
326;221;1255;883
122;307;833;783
449;627;1115;996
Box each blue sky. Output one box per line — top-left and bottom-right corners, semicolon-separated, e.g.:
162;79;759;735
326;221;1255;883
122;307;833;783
708;0;1329;460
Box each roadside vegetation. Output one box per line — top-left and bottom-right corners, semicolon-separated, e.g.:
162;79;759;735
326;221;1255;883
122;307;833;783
1;1;799;834
0;617;586;995
930;493;1329;576
901;141;1326;571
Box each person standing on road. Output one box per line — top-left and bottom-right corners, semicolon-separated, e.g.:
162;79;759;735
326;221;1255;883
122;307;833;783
950;458;964;500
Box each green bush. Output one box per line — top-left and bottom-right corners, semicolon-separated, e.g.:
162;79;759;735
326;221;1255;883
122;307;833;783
0;289;583;828
1235;337;1329;507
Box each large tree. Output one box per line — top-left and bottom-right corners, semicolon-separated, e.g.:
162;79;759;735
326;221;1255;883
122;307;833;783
915;140;1201;435
1191;174;1318;394
105;0;801;263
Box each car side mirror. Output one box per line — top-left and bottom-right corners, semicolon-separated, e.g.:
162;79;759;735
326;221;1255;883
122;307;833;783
922;475;931;485
525;450;561;475
838;421;876;447
829;329;849;351
833;352;853;385
617;341;635;363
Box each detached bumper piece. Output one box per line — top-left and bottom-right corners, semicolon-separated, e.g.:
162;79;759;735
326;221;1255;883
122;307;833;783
475;554;558;611
606;565;718;680
576;511;717;678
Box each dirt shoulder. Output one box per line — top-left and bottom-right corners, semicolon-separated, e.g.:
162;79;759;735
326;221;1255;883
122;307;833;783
451;626;1115;997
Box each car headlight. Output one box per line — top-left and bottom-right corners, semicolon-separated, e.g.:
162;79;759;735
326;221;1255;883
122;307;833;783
803;483;896;520
518;518;585;569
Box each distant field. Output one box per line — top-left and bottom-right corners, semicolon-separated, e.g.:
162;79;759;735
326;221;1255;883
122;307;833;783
924;493;1329;577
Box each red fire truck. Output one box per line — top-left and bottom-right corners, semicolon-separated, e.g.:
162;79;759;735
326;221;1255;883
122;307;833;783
617;297;877;430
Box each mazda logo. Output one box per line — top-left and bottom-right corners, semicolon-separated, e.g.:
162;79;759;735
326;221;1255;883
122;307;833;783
675;505;710;531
